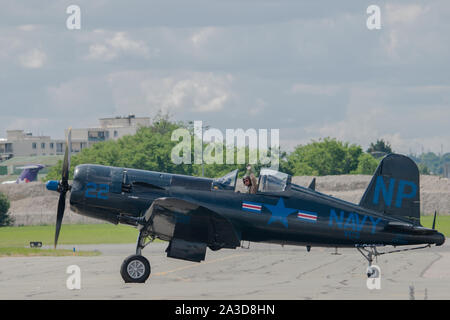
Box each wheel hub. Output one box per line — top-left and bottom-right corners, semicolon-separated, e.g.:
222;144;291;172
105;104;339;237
127;260;146;279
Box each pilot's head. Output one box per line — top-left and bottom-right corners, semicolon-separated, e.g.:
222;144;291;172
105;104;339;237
243;175;251;187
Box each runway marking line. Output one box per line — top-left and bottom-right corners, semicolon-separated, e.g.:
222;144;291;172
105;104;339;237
153;253;247;277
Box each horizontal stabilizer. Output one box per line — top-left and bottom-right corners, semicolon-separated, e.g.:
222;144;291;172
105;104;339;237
384;221;437;235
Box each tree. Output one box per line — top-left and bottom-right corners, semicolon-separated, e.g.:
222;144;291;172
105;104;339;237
420;152;442;175
418;163;430;175
367;139;393;157
351;153;379;174
45;116;286;180
0;192;14;227
409;152;448;176
287;138;363;176
46;115;196;180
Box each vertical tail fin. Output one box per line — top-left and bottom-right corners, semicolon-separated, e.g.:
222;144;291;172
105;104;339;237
359;154;421;226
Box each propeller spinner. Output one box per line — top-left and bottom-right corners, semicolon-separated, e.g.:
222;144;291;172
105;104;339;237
46;128;72;248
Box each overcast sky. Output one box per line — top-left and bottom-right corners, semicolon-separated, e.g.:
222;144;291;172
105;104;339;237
1;1;449;154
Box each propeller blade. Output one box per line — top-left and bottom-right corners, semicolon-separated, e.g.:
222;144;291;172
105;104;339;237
54;128;72;249
61;128;72;183
54;191;66;248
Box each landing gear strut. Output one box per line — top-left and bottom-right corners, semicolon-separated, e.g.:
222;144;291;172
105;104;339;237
120;229;154;283
357;246;379;278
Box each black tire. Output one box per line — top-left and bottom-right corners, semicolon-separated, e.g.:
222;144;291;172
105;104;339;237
366;266;379;278
208;245;221;251
120;255;151;283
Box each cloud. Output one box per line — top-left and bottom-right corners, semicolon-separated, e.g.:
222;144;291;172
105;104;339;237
191;27;217;47
1;1;450;155
86;31;155;61
18;48;46;68
0;35;22;60
87;43;116;61
381;4;435;61
298;84;450;154
5;117;52;133
17;24;36;32
291;83;341;96
157;74;232;112
385;4;424;25
46;76;115;118
106;71;234;115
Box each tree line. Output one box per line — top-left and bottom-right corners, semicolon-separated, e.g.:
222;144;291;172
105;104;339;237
45;117;388;180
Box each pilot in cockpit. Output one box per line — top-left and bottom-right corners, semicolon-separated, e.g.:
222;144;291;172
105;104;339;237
243;164;258;194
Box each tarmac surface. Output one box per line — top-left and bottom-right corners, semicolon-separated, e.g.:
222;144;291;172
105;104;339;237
1;241;449;300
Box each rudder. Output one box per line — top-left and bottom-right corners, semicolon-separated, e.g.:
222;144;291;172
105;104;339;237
359;154;421;226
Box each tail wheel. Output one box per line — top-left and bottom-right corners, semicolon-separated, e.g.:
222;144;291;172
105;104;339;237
120;255;151;283
367;266;380;278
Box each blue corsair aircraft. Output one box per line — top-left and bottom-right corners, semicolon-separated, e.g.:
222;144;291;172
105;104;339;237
46;130;445;283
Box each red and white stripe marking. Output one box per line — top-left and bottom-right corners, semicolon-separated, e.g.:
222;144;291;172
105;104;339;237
242;203;262;212
297;212;317;222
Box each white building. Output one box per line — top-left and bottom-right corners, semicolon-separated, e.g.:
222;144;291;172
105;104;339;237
0;115;150;159
0;130;65;160
65;115;150;152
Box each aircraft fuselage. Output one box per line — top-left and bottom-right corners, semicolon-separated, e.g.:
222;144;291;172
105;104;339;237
69;164;445;249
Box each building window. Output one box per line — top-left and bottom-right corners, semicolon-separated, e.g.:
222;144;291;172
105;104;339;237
41;143;45;149
50;143;54;149
32;143;37;149
114;130;118;137
5;143;13;153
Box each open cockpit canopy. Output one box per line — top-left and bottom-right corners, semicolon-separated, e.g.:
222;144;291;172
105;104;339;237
212;168;292;193
257;168;291;193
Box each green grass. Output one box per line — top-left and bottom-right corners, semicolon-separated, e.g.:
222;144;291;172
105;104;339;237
0;247;101;257
0;224;139;247
421;215;450;237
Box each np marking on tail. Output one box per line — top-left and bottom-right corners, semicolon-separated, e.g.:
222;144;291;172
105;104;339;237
373;176;418;208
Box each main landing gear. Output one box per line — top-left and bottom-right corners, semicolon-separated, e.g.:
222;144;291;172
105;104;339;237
120;229;154;283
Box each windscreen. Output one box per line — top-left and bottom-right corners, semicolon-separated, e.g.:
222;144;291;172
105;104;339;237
212;169;238;191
